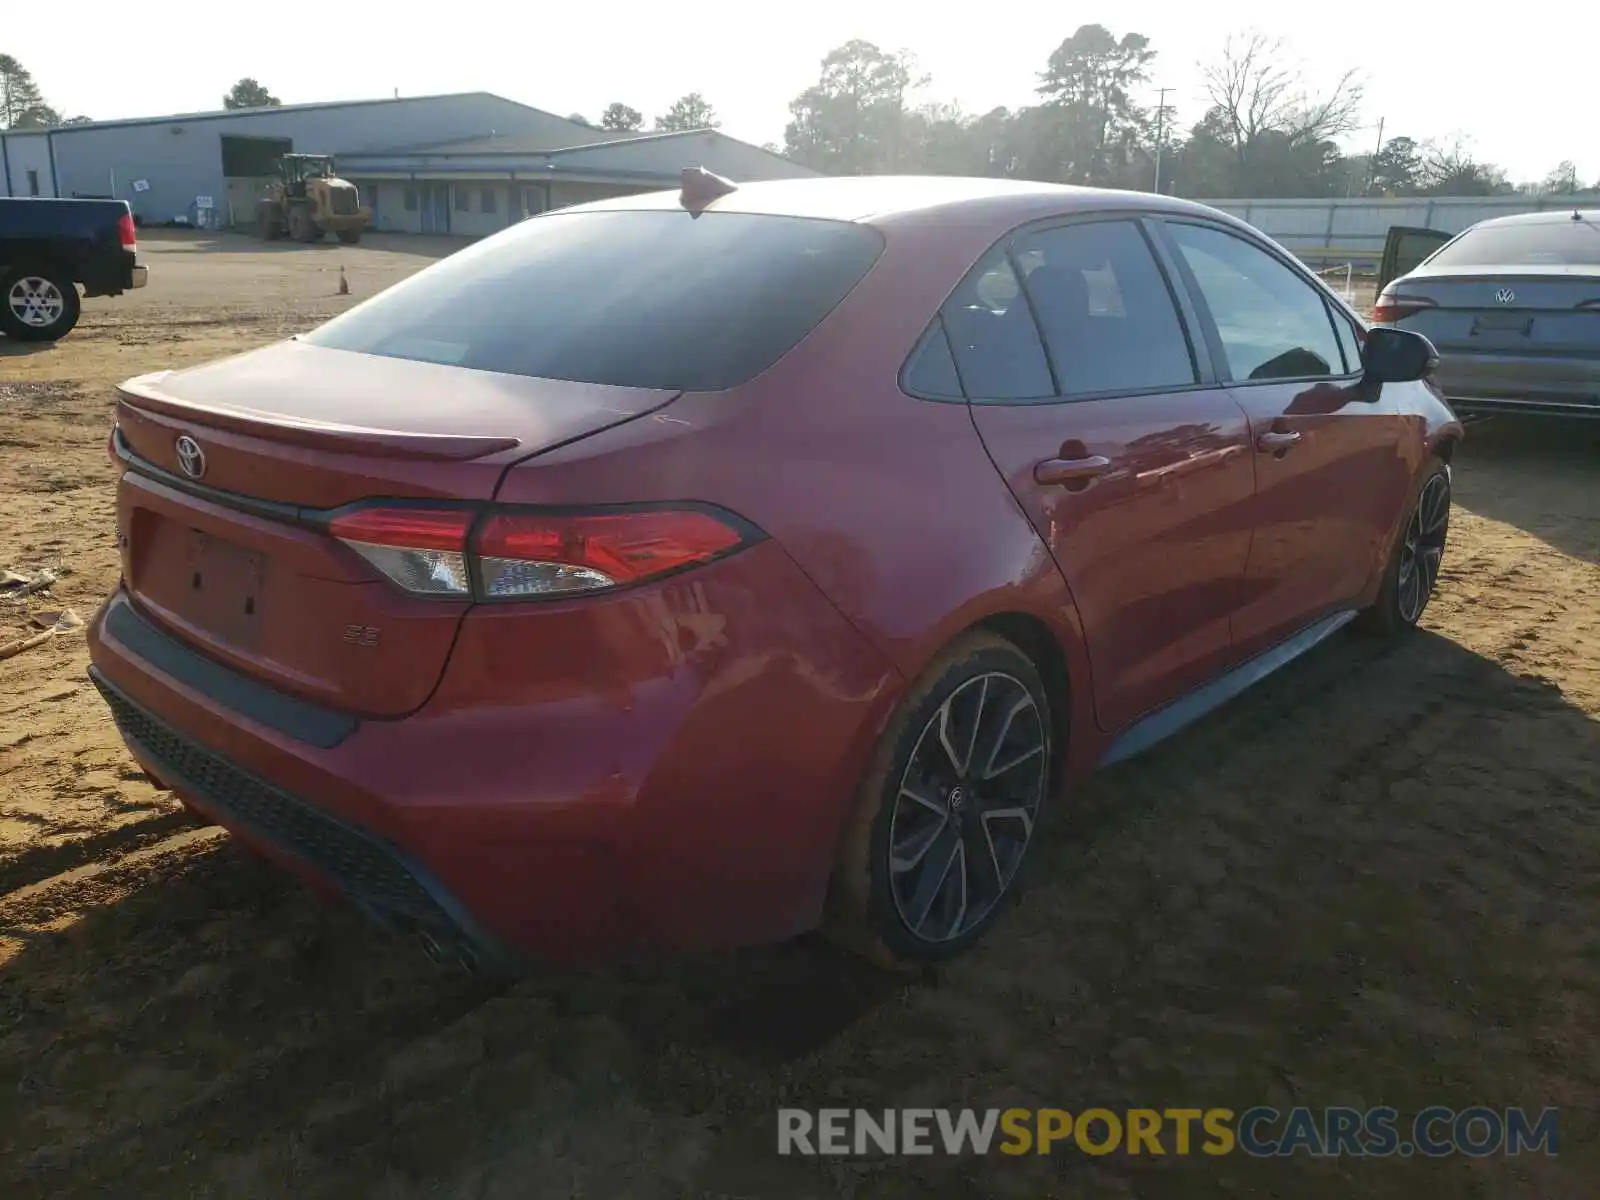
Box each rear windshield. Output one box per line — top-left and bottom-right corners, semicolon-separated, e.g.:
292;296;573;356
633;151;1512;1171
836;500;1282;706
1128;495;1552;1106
303;209;884;391
1427;218;1600;268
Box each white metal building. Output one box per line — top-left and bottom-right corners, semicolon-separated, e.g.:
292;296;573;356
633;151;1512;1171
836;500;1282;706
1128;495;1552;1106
339;129;816;234
0;92;816;230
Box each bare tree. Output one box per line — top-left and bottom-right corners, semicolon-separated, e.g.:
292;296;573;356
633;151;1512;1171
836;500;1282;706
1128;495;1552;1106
1201;31;1362;191
1418;136;1511;196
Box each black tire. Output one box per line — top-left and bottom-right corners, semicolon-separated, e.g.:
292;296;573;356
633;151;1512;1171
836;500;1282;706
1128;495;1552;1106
825;632;1056;968
1357;459;1451;636
0;265;81;342
336;229;361;245
289;206;316;243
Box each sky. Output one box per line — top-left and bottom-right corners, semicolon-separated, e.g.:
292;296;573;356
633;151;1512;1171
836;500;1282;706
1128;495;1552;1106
5;1;1591;187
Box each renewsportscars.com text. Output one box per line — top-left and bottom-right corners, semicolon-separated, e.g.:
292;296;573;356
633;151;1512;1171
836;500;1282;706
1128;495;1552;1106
777;1106;1559;1158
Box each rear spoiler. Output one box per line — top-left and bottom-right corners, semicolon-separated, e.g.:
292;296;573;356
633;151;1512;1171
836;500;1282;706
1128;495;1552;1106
117;373;520;462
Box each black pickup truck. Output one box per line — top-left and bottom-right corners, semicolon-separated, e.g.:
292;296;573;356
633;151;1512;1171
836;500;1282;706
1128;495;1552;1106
0;197;148;342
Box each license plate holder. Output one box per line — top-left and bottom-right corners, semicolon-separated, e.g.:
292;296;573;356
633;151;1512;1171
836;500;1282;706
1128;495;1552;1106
176;528;269;648
1472;313;1533;335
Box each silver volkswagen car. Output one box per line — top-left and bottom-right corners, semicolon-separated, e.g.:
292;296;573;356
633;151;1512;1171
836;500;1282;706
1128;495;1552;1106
1373;209;1600;419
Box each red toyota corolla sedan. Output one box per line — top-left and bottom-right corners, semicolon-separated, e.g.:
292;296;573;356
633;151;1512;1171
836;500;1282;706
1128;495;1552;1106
89;173;1461;973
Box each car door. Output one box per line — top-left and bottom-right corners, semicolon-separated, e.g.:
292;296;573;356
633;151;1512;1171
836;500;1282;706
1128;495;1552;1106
1156;218;1415;659
1378;226;1452;293
946;217;1256;735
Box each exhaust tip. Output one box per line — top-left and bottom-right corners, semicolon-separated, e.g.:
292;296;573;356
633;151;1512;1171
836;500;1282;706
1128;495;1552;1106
416;928;485;975
417;929;451;965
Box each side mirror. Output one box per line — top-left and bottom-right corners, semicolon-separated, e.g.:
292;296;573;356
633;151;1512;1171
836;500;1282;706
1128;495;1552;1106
1362;326;1439;384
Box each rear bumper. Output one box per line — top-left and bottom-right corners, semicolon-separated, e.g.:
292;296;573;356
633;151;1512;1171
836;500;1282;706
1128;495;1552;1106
1433;352;1600;417
87;545;899;969
90;665;522;974
80;252;145;298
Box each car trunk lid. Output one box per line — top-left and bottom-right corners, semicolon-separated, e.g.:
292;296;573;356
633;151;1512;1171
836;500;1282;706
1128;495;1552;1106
1390;269;1600;358
113;339;679;716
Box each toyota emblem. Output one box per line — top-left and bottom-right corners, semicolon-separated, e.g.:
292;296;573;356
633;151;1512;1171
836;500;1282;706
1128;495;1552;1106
1495;288;1516;305
175;435;206;479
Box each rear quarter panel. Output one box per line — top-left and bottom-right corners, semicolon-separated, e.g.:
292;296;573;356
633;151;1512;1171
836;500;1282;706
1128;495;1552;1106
491;212;1104;777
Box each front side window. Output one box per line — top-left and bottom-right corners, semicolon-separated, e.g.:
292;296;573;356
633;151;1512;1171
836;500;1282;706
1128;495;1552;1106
1167;223;1347;383
304;209;884;391
1330;307;1364;375
1014;221;1197;397
940;249;1054;402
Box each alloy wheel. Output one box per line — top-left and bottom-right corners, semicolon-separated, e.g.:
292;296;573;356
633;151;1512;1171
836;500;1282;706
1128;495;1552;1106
1397;472;1450;624
7;276;65;328
887;672;1047;945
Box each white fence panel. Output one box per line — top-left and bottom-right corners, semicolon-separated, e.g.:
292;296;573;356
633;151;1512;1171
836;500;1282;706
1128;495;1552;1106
1203;193;1600;267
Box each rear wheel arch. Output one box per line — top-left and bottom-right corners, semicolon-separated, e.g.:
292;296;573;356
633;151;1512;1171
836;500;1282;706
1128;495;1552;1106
4;252;74;283
823;624;1061;966
970;612;1072;788
825;609;1076;871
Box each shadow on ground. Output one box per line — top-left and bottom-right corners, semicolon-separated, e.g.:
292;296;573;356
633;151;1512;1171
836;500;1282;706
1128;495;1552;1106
0;338;58;358
2;626;1596;1199
1455;417;1600;564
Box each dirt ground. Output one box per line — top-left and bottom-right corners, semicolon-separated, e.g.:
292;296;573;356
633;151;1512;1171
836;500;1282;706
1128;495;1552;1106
1;231;1598;1198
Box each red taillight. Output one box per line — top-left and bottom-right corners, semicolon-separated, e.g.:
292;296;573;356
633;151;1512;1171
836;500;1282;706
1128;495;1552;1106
117;211;137;251
327;504;755;599
476;509;747;598
327;506;475;596
1371;292;1436;324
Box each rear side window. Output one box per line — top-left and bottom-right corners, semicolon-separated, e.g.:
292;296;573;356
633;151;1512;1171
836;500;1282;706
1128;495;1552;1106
304;210;884;391
1427;219;1600;268
903;321;965;399
941;250;1054;401
1015;221;1197;397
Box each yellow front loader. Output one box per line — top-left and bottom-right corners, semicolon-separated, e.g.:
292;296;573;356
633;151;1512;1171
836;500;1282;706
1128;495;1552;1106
256;153;370;245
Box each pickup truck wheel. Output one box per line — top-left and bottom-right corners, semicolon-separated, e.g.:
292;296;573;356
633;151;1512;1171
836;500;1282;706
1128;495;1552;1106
1;267;81;342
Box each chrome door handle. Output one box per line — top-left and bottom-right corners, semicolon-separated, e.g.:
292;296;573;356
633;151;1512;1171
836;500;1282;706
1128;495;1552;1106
1034;455;1113;486
1256;430;1302;452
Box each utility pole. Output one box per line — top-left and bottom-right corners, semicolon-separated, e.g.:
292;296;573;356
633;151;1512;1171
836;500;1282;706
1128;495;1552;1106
1367;116;1385;194
1152;87;1172;195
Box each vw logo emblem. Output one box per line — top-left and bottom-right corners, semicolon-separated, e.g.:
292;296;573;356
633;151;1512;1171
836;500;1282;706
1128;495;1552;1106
948;786;966;813
174;435;206;479
1495;288;1516;305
